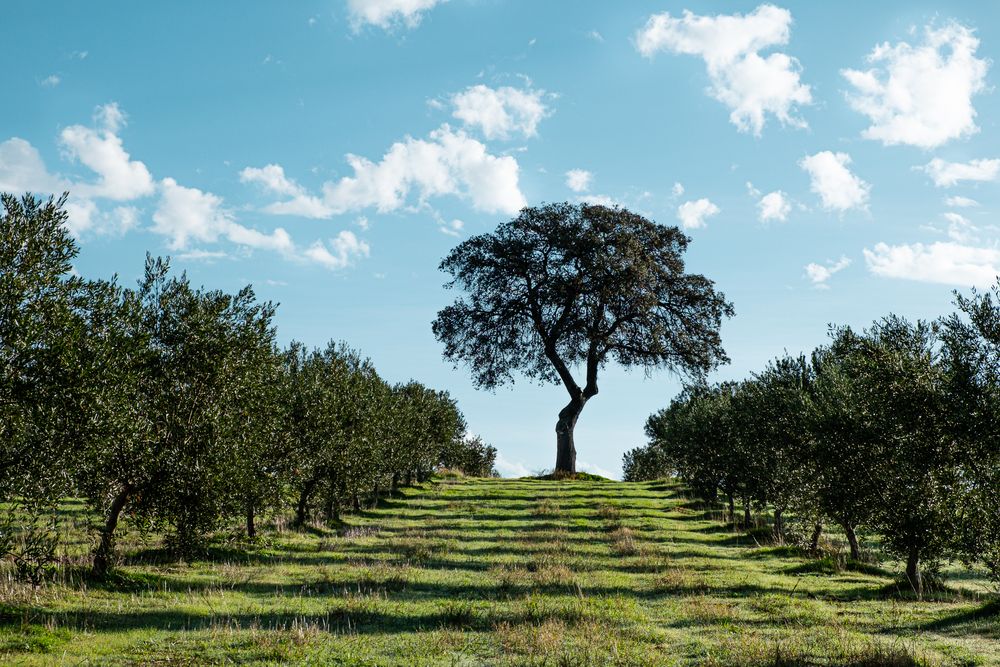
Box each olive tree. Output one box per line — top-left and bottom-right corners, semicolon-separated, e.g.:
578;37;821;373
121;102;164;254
940;281;1000;582
0;193;86;507
433;203;732;473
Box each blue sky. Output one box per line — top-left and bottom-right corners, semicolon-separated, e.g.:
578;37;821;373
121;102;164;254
4;1;1000;478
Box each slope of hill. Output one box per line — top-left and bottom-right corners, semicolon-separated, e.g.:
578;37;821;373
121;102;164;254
1;477;997;665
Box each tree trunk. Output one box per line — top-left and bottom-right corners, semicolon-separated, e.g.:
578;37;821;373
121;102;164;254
92;485;132;577
810;523;823;552
352;493;361;512
391;473;399;493
743;502;752;529
555;397;585;473
371;483;380;509
773;507;784;543
906;547;922;597
843;522;860;560
245;502;256;540
295;477;318;528
727;494;736;525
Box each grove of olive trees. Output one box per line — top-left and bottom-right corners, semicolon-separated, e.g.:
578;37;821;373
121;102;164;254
624;304;1000;597
0;193;496;579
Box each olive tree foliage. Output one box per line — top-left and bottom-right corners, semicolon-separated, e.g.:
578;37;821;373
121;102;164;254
0;194;88;574
940;283;1000;582
731;355;813;540
82;256;282;569
841;318;957;596
440;434;499;478
631;313;990;595
0;194;86;508
433;203;733;473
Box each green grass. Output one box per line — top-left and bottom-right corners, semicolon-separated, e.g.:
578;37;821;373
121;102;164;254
0;478;997;665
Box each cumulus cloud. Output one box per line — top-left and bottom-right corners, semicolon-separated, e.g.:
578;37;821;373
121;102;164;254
799;151;870;212
0;138;67;193
450;84;550;140
243;126;524;218
346;0;445;30
805;255;850;287
945;195;979;208
920;157;1000;187
40;75;60;88
63;201;140;238
565;169;593;193
842;22;989;149
677;198;720;229
671;182;685;197
0;104;363;269
303;231;370;269
864;241;1000;287
322;124;526;215
757;190;791;222
635;4;811;135
240;164;333;218
59;103;155;201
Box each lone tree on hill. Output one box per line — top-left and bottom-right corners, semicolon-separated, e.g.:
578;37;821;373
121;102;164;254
432;203;733;473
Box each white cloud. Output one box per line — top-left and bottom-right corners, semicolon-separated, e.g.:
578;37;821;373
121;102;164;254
245;126;525;218
494;453;531;478
153;177;294;255
945;195;979;208
0;138;67;193
322;124;526;215
942;212;979;243
864;241;1000;287
635;4;811;135
63;201;140;237
565;169;593;193
59;103;154;201
240;164;333;218
677;198;720;229
842;22;988;149
799;151;870;212
588;30;604;43
450;84;550;140
40;75;60;88
671;182;685;197
303;231;370;269
805;255;850;287
920;157;1000;187
757;190;790;222
346;0;445;30
439;218;463;237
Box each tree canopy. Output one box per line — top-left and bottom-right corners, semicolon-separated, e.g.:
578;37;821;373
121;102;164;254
433;202;733;472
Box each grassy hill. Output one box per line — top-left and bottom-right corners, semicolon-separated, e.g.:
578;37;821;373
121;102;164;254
1;476;997;665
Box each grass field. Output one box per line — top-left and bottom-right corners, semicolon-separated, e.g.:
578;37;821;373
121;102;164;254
1;476;997;665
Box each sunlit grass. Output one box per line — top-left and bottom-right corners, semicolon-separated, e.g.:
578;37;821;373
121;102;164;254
0;477;996;665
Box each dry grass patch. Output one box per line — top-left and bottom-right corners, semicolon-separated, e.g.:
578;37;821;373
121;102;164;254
610;526;646;557
533;498;560;517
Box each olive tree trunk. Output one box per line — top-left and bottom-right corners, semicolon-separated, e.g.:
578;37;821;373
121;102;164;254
555;397;586;473
92;485;132;577
843;522;861;561
906;547;923;597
